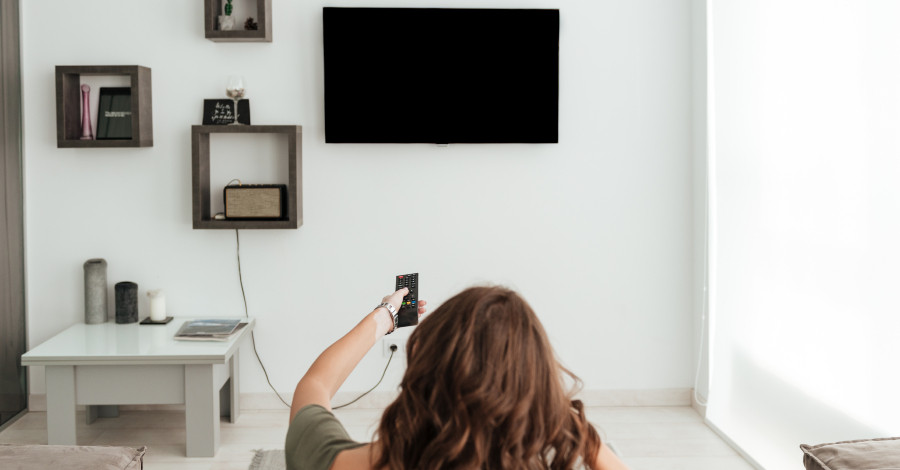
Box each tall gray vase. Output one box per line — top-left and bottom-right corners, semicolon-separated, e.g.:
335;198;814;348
83;259;108;324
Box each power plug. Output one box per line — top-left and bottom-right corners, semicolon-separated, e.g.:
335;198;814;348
382;337;406;358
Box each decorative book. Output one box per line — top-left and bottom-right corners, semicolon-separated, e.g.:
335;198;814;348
174;319;245;341
96;87;133;139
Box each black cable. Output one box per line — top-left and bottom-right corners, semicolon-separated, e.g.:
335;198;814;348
333;347;395;410
236;229;292;408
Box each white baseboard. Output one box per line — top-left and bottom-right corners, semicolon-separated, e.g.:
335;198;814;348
705;418;765;470
579;388;691;407
240;389;692;411
28;388;691;412
28;394;187;412
27;394;44;412
691;389;708;418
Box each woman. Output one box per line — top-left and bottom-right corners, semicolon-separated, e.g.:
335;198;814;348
287;285;628;470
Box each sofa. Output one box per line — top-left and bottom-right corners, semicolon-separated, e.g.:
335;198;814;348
0;444;146;469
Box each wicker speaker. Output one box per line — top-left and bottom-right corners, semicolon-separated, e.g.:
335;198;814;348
224;184;287;219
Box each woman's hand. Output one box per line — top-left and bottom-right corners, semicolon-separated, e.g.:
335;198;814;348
382;288;429;318
377;288;428;336
381;288;408;313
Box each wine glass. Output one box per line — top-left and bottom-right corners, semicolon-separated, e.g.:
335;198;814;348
225;75;246;125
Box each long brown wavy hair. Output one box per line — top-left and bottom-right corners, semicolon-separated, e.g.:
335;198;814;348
374;286;601;469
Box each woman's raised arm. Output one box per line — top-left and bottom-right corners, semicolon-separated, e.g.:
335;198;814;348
289;288;426;422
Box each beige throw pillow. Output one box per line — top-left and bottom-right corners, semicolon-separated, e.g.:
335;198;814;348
801;437;900;470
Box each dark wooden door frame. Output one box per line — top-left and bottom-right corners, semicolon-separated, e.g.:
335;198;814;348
0;0;28;429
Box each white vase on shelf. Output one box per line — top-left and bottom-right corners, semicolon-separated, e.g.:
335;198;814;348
219;15;235;31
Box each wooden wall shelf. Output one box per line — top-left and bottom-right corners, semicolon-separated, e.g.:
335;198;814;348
56;65;153;148
204;0;272;42
191;125;302;229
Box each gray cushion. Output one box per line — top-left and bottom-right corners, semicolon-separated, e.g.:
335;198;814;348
0;444;146;470
801;437;900;470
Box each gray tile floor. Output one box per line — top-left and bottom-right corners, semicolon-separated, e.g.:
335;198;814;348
0;406;755;469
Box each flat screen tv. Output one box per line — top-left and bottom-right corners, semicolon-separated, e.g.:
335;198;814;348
323;8;560;144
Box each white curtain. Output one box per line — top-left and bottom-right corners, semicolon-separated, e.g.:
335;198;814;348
708;1;900;468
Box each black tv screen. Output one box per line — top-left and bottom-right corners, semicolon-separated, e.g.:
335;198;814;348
323;8;560;144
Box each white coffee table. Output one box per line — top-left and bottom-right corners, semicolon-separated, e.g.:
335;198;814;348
21;318;255;457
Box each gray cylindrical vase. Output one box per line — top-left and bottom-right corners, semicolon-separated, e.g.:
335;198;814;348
83;259;108;324
115;281;139;324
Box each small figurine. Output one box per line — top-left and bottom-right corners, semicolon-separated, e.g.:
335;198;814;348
80;84;93;140
245;17;259;30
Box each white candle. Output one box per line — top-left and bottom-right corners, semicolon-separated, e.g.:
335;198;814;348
148;290;166;321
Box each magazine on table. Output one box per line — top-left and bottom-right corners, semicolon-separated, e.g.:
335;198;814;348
174;319;246;341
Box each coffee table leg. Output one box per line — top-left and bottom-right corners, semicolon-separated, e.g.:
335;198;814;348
228;353;240;423
185;364;219;457
46;365;76;445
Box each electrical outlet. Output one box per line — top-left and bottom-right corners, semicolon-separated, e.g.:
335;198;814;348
382;337;406;358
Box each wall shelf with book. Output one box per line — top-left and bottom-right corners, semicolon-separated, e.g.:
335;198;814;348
55;65;153;148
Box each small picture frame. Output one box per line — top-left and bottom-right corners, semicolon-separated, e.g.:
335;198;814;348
202;99;251;125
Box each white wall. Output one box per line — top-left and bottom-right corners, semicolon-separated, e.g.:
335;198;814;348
709;1;900;467
21;0;694;399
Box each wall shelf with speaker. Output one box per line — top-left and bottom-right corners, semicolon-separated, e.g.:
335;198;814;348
55;65;153;148
191;125;302;229
204;0;272;42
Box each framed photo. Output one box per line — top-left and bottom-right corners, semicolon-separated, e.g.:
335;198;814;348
97;87;132;139
203;99;251;125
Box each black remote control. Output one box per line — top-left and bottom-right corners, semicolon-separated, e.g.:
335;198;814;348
395;273;419;327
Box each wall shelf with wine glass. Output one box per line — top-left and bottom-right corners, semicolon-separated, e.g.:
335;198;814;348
191;125;302;229
204;0;272;42
55;65;153;148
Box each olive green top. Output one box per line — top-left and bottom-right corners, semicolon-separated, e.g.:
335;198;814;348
285;404;368;470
